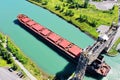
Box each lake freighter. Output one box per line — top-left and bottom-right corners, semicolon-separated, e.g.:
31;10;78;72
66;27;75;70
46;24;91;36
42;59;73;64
17;14;83;59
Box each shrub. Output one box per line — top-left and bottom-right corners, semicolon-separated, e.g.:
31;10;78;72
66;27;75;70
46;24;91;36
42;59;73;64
7;38;28;64
77;14;87;22
64;10;74;16
55;4;61;10
12;63;18;71
90;20;97;27
42;1;48;5
60;8;64;13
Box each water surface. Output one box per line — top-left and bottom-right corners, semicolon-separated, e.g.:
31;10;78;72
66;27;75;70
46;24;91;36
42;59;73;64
0;0;119;80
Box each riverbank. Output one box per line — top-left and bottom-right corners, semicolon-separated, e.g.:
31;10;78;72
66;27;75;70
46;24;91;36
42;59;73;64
6;34;54;79
28;0;118;39
0;32;27;79
0;33;52;80
107;38;120;57
0;32;12;67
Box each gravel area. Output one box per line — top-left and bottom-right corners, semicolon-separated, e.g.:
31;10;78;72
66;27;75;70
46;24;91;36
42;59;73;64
0;67;22;80
96;25;110;34
90;1;117;10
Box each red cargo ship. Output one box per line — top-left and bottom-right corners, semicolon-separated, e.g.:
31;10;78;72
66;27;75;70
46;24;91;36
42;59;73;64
17;14;83;59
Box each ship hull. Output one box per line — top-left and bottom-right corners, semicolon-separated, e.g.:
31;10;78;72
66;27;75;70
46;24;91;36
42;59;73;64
17;14;82;62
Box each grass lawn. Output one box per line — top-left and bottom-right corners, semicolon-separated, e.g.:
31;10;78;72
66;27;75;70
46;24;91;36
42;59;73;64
28;0;118;39
0;56;11;67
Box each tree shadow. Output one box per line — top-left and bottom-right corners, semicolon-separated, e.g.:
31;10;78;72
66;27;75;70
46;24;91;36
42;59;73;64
53;62;77;80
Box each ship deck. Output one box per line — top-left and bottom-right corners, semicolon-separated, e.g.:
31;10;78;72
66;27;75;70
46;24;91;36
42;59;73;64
17;14;83;59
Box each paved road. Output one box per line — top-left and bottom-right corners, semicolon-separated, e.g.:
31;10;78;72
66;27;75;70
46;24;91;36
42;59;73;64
0;67;22;80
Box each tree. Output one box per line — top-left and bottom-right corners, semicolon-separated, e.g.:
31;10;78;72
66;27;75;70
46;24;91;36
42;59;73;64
55;5;61;10
60;8;64;13
0;45;4;56
1;48;8;59
3;52;10;60
84;0;89;8
7;57;13;64
90;20;97;27
69;4;75;9
12;64;18;70
66;0;74;3
75;3;80;9
64;10;74;16
77;14;87;22
42;0;48;5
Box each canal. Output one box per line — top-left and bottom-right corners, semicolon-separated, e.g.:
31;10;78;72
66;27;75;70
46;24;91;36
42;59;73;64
0;0;120;80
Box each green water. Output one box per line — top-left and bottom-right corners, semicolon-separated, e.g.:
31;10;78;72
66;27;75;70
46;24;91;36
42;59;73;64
0;0;120;80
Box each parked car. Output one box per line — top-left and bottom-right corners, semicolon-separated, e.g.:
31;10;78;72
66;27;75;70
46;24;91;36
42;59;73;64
17;71;22;76
8;68;14;72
